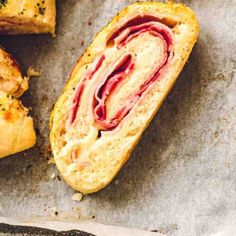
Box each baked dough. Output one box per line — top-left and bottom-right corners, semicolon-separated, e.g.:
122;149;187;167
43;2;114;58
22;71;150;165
0;0;56;35
50;2;199;193
0;91;36;158
0;47;28;97
0;48;36;158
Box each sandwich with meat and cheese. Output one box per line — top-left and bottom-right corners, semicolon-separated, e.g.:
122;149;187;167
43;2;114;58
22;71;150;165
50;2;199;193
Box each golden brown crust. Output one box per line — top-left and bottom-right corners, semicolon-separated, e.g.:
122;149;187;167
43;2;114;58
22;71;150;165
50;1;199;193
0;91;36;158
0;0;56;35
0;47;29;97
0;47;36;159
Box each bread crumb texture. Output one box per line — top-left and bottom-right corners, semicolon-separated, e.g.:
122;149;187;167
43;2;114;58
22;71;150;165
72;193;83;202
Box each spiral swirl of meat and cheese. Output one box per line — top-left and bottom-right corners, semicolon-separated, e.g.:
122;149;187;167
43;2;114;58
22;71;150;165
50;2;199;193
70;21;173;131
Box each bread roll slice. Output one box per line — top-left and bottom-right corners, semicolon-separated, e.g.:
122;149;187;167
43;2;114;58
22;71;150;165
0;91;36;158
0;0;56;35
50;2;199;193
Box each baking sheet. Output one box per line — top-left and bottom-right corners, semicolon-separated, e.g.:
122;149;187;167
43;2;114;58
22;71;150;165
0;0;236;235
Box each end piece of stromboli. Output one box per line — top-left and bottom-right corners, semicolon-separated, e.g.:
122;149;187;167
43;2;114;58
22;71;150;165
50;2;199;193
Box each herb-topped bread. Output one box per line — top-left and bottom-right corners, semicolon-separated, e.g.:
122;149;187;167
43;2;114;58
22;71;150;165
0;0;56;35
50;1;199;193
0;47;28;97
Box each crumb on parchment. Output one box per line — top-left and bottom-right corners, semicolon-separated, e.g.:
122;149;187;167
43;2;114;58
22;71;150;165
50;207;58;217
26;66;41;77
72;193;83;202
48;157;55;164
50;172;56;179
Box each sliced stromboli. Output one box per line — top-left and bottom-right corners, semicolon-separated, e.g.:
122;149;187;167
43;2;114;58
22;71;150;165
0;48;36;158
0;0;56;35
50;2;199;193
0;91;36;158
0;47;28;97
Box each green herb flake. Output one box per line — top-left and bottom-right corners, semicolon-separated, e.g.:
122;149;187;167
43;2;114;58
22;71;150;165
39;6;46;15
35;1;46;16
0;0;7;9
18;8;26;15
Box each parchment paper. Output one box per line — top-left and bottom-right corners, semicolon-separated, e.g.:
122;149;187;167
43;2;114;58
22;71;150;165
0;217;164;236
0;0;235;235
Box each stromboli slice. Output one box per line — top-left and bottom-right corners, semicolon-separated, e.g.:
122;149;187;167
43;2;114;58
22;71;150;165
0;47;28;97
50;2;199;193
0;0;56;35
0;91;36;158
0;47;36;158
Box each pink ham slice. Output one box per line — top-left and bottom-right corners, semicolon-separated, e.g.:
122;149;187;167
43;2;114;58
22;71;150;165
69;55;105;123
93;54;135;130
69;15;173;131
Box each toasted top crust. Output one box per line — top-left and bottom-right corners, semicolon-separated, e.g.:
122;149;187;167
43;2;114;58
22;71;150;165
0;0;56;34
50;1;199;193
